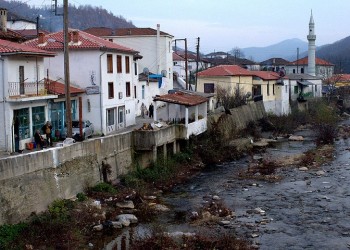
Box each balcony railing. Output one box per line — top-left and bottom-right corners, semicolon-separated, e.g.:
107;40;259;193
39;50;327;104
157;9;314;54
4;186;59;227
8;81;47;97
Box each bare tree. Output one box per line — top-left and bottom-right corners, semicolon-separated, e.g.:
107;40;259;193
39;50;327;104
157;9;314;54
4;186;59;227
216;85;247;113
323;74;343;101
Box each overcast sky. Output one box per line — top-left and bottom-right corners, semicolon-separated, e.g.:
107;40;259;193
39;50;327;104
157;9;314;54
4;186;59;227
16;0;350;53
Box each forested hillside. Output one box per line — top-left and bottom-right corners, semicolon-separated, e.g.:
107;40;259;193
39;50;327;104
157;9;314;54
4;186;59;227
316;36;350;74
0;0;135;32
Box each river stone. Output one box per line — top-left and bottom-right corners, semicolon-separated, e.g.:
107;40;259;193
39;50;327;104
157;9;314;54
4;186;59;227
152;204;170;212
316;170;325;176
116;200;135;209
289;135;304;141
119;219;131;227
143;195;157;200
93;224;103;231
299;167;308;171
116;214;138;224
111;221;123;229
219;220;231;226
212;195;220;200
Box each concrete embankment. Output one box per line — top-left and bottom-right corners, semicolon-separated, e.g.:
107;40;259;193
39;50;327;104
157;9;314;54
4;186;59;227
0;102;266;225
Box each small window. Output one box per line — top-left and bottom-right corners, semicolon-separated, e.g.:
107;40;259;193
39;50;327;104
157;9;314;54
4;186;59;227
117;55;122;73
134;62;137;75
301;68;304;74
204;83;214;93
142;85;145;99
126;82;131;97
125;56;130;73
107;54;113;73
267;83;270;96
108;82;114;99
134;86;137;98
273;84;275;95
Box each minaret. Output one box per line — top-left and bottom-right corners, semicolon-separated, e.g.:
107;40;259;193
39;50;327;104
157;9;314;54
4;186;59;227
307;10;316;76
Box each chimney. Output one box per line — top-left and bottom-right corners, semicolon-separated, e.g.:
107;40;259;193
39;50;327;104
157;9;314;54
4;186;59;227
38;32;45;44
72;30;79;43
0;8;7;32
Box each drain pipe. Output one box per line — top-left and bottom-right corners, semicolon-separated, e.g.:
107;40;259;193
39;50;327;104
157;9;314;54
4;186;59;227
0;56;8;151
99;51;106;135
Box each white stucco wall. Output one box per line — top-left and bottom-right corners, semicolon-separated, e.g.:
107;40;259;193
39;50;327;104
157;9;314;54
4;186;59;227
7;20;36;30
44;49;137;135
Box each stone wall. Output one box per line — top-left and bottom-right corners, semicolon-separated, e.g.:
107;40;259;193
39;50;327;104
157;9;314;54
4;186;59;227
0;132;133;225
208;101;266;130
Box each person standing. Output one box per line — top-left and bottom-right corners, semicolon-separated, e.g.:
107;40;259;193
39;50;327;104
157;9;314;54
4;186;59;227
42;121;53;146
149;103;154;118
141;103;146;118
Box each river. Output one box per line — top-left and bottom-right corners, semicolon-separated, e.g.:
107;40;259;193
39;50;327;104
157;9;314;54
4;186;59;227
105;125;350;250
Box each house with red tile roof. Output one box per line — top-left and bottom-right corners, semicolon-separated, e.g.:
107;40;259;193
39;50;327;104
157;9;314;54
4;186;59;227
285;56;334;79
84;25;174;116
197;65;291;115
0;38;58;153
24;29;140;136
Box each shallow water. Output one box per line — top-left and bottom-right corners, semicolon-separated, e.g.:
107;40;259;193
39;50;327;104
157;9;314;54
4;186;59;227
105;128;350;249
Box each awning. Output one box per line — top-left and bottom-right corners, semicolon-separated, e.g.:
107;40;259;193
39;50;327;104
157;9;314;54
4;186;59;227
297;80;314;86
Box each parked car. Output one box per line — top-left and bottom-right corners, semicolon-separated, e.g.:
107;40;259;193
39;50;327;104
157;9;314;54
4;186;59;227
62;120;94;141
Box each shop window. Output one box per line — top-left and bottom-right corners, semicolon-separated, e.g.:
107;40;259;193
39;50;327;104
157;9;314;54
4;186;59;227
32;106;45;136
16;108;30;139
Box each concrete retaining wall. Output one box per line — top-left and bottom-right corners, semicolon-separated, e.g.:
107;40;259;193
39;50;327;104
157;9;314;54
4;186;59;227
0;102;266;225
0;132;133;225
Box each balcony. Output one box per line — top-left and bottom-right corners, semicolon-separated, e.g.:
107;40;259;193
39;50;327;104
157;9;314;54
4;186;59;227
8;81;57;101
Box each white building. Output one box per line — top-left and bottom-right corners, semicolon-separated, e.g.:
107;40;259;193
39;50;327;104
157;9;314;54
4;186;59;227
25;29;140;135
84;25;174;113
0;38;57;152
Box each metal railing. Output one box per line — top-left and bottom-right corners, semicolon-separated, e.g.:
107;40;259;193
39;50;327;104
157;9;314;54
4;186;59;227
8;81;47;97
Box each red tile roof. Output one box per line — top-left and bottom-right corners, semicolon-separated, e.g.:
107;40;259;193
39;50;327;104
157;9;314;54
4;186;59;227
331;74;350;82
0;28;26;42
84;27;172;37
0;38;55;56
46;79;85;95
154;91;208;106
250;71;281;80
197;65;251;77
288;57;334;66
24;29;138;54
173;52;185;61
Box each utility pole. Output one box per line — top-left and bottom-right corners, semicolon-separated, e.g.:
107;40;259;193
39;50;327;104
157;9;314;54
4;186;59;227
63;0;72;137
195;37;200;91
173;38;188;89
184;38;188;90
297;47;299;74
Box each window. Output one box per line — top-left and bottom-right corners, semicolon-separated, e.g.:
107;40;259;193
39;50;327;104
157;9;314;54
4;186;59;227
315;85;317;92
16;108;30;139
32;106;45;136
301;68;304;74
19;66;24;95
294;86;299;94
273;84;275;95
267;83;270;96
125;56;130;73
134;86;137;98
117;55;122;73
107;54;113;73
252;85;261;96
293;69;296;73
204;83;214;93
106;108;115;126
126;82;131;97
108;82;114;99
134;62;138;75
142;85;145;99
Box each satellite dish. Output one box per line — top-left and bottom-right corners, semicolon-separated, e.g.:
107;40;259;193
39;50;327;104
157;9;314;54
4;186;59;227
161;70;167;77
143;67;149;75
